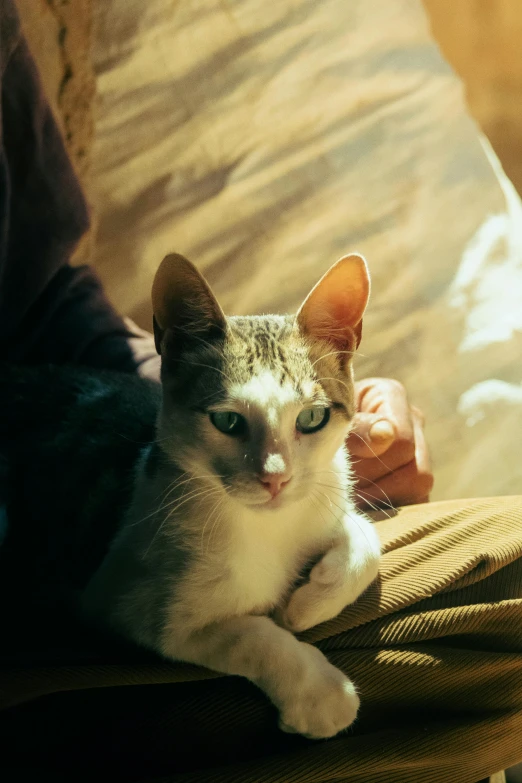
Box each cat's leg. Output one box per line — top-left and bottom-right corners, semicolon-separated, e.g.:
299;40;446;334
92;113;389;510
162;615;359;739
277;510;380;633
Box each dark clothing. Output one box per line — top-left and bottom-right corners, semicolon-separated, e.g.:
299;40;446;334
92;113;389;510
0;0;141;372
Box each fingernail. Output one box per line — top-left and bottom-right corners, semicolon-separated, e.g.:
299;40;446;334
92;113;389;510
369;419;394;443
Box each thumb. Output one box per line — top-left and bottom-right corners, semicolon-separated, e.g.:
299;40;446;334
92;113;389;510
346;412;395;458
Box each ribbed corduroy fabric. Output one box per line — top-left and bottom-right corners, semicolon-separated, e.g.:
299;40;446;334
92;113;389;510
1;496;522;782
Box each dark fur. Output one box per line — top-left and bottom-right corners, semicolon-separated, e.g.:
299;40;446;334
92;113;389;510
0;364;160;651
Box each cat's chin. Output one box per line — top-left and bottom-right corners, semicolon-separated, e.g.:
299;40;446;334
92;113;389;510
248;494;291;512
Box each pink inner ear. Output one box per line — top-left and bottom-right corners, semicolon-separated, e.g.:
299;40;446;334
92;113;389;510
297;254;370;349
332;299;356;323
308;308;360;350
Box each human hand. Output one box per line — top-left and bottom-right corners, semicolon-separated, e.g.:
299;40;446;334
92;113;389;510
347;378;433;509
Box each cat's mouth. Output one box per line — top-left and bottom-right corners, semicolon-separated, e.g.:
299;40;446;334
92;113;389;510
259;494;285;510
246;489;295;511
221;478;295;510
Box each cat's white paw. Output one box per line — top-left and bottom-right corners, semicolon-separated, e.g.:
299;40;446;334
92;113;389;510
309;546;347;586
277;644;359;738
279;580;349;632
278;531;380;633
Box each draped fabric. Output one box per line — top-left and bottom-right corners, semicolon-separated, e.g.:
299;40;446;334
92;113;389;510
2;497;522;782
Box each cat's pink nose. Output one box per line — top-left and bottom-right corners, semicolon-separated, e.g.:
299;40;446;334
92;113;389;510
258;475;292;498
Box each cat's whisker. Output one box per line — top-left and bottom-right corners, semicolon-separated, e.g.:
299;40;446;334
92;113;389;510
172;327;226;362
180;360;234;385
195;388;229;406
309;490;330;529
155;471;191;504
348;431;395;474
312;490;343;529
345;508;380;540
314;487;376;549
163;485;223;520
356;486;393;506
301;468;349;483
355;477;395;511
314;489;343;522
155;480;216;516
312;477;393;517
311;349;356;368
313;478;377;508
356;487;394;516
145;486;223;555
313;481;348;494
154;470;228;509
314;376;352;394
128;502;173;529
197;494;217;548
355;491;393;518
200;496;221;551
302;468;339;476
115;431;155;445
205;498;229;556
149;434;194;445
159;472;224;503
131;483;221;531
202;487;238;556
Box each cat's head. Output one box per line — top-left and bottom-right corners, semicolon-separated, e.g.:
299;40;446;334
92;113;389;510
152;253;369;511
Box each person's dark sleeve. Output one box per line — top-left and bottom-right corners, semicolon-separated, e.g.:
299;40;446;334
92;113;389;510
0;1;156;373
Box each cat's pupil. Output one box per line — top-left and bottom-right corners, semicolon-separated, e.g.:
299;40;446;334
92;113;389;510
296;407;330;434
210;411;245;436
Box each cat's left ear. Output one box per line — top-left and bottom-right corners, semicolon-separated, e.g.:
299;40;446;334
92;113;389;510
152;253;226;356
296;253;370;351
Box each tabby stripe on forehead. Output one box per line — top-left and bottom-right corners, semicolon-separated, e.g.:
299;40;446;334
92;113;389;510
276;350;291;386
245;346;255;373
255;331;271;360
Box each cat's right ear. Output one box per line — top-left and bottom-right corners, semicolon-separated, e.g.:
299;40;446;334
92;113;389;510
296;253;370;352
152;253;226;356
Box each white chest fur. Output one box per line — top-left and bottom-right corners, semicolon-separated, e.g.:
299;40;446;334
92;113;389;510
226;500;325;613
166;494;337;634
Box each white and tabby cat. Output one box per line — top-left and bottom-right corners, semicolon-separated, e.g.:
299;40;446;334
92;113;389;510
82;252;381;739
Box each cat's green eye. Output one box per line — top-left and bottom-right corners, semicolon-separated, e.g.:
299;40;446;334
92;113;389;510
210;411;246;436
296;407;330;434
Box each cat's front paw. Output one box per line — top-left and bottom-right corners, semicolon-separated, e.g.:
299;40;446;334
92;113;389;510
277;579;346;633
277;542;379;633
278;644;359;738
275;547;352;632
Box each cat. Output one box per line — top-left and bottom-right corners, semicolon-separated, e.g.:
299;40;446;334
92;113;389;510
0;252;380;739
84;252;380;738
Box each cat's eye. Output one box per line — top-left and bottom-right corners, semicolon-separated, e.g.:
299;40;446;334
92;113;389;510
296;407;330;434
210;411;246;436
